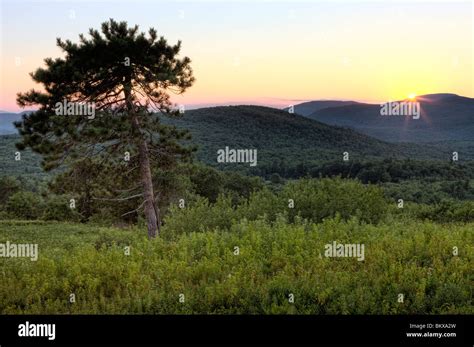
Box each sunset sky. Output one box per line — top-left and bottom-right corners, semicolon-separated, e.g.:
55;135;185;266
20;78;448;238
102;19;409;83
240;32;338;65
0;0;472;112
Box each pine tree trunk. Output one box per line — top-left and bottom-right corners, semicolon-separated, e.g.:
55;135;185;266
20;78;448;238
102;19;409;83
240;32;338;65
138;139;160;238
124;80;160;238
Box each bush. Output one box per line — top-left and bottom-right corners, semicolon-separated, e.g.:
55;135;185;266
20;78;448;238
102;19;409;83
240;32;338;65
189;165;263;203
164;178;389;238
163;195;237;237
416;200;474;223
237;188;284;222
281;178;388;224
42;195;82;222
5;191;43;219
189;165;224;202
88;207;124;226
0;176;21;205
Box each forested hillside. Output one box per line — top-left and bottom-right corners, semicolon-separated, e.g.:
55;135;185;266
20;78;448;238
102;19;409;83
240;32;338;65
299;94;474;143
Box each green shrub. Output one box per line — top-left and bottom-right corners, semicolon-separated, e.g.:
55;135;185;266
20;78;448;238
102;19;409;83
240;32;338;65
164;178;389;238
0;219;471;314
88;207;124;226
5;191;43;219
163;195;237;237
281;178;388;224
0;176;21;205
42;195;82;222
237;188;284;222
416;200;474;223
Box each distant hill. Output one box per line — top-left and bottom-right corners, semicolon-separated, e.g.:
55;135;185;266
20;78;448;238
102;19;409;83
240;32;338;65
283;100;358;116
162;105;455;173
301;94;474;143
0;111;33;135
0;113;22;135
0;105;464;178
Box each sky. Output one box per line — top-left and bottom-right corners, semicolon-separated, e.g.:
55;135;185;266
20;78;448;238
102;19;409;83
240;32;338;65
0;0;473;112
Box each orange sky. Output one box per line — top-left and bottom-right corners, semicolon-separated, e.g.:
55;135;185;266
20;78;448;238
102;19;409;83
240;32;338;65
1;1;472;111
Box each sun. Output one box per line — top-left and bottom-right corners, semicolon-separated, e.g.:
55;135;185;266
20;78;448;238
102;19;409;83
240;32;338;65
408;93;417;100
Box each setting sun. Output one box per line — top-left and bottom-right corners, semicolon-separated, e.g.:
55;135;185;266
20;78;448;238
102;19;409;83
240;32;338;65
408;93;417;100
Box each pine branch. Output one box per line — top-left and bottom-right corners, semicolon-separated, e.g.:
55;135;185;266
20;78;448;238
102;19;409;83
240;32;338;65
92;193;143;201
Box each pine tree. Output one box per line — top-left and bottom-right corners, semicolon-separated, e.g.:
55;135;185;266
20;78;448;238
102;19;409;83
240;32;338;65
15;19;195;238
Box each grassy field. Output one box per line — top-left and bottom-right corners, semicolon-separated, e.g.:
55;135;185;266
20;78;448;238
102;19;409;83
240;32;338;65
0;218;472;314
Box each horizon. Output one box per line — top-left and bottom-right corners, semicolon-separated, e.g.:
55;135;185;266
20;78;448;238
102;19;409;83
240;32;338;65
0;92;471;114
1;0;473;112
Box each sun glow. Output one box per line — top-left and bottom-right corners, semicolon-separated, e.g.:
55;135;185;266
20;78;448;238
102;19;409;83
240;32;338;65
408;93;417;100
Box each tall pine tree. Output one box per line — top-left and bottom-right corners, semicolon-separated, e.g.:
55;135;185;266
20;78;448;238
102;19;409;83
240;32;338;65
15;19;195;237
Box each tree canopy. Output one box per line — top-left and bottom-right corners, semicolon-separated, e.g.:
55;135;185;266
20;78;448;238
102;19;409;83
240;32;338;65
15;19;196;237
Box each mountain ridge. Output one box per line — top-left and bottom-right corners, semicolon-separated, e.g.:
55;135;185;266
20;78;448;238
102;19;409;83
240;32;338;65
294;94;474;143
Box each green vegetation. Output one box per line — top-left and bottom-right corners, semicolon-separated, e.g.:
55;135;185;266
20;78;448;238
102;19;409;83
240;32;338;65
1;18;471;317
0;135;51;179
163;106;462;176
163;178;388;237
0;178;472;314
0;164;264;223
0;217;471;314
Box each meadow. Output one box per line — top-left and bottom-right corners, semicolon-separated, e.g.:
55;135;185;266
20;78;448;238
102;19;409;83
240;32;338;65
0;178;472;314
